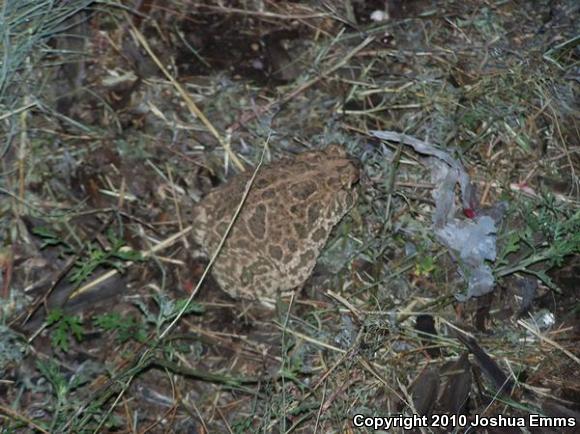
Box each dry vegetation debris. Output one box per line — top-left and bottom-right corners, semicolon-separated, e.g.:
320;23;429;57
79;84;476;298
1;0;579;432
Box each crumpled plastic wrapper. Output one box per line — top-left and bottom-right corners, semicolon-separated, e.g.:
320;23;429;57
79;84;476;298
371;130;500;299
436;216;497;300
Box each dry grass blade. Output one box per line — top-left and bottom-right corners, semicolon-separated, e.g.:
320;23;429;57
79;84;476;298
127;20;245;171
517;319;580;365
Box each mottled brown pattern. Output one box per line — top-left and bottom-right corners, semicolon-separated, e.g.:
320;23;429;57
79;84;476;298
191;144;359;299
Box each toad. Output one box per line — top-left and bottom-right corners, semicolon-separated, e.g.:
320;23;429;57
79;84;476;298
192;144;359;299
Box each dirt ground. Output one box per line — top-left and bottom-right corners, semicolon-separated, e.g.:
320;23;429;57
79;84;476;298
1;0;579;433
